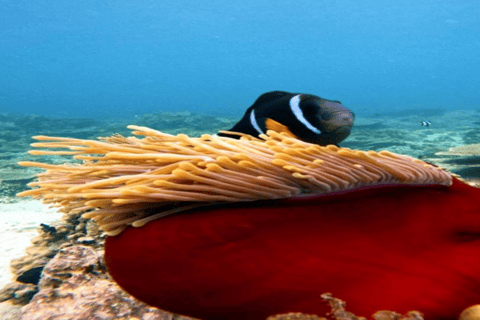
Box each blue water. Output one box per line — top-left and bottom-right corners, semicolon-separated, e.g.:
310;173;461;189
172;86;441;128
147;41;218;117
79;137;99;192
1;0;479;120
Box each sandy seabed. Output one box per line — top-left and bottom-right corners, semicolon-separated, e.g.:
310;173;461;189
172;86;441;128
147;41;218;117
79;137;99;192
0;200;62;319
0;200;62;289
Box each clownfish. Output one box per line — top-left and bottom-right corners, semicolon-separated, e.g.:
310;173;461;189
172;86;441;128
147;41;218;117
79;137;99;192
218;91;355;146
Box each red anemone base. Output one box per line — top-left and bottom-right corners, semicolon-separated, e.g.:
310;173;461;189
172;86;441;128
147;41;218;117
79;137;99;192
105;177;480;320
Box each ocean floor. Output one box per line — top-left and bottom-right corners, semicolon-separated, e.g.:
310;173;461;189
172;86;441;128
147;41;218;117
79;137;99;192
0;200;62;319
0;108;479;318
0;201;61;289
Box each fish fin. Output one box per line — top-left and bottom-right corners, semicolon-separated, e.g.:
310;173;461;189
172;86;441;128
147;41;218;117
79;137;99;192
251;91;291;108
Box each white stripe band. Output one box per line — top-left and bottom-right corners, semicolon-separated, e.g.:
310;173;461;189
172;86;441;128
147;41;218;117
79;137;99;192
249;109;264;135
289;95;321;134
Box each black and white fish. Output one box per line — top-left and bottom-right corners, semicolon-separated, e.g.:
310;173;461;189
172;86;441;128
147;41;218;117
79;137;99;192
218;91;355;146
421;120;431;127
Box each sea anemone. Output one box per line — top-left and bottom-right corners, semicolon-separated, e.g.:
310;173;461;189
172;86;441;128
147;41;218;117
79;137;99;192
18;125;480;320
18;125;451;235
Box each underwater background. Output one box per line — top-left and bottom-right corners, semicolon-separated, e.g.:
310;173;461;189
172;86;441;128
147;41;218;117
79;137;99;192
1;1;480;319
1;0;480;198
1;0;480;119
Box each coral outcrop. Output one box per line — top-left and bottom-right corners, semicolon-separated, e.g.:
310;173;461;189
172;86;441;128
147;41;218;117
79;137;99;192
18;246;188;320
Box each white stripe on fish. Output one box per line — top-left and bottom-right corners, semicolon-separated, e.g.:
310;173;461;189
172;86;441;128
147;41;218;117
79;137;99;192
249;109;264;135
289;95;321;134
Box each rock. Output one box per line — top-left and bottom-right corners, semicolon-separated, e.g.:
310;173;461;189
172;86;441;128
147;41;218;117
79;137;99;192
0;282;37;304
0;301;23;320
267;313;326;320
18;246;188;320
3;213;106;305
85;219;103;238
76;236;96;245
13;286;37;304
373;311;424;320
16;266;44;285
39;223;56;235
